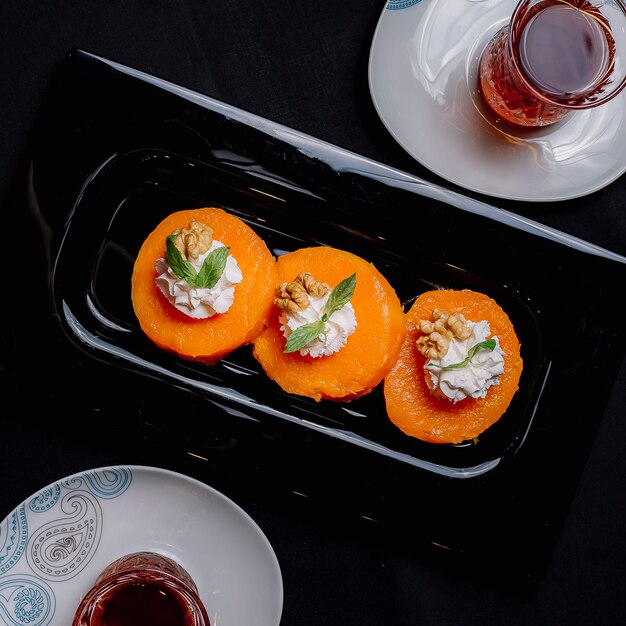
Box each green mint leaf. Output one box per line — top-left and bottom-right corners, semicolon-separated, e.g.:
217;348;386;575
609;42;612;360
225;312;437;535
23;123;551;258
441;338;497;370
196;245;230;289
322;272;356;321
165;234;198;285
284;320;325;354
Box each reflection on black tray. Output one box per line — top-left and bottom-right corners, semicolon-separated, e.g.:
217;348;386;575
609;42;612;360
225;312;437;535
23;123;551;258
23;48;626;584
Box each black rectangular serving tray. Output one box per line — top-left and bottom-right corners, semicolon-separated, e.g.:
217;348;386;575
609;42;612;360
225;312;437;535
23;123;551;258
12;48;626;584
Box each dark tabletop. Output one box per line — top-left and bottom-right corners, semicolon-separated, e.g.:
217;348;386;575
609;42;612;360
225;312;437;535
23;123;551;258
1;1;626;625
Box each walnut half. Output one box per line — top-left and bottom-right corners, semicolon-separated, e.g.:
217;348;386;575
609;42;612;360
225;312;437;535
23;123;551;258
274;272;331;314
172;220;214;261
416;308;471;360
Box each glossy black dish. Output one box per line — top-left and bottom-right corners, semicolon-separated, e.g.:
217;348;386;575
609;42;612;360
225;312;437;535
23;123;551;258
17;48;626;583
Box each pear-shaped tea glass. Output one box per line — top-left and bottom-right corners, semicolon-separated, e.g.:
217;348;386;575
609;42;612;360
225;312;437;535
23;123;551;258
479;0;626;126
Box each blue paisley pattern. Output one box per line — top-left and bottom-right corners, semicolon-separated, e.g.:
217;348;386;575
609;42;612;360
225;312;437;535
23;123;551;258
0;506;28;576
0;574;55;625
0;467;133;625
62;467;132;498
26;490;102;582
385;0;422;8
29;487;61;514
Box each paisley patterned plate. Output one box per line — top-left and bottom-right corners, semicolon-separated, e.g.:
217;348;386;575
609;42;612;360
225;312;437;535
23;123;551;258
0;465;283;626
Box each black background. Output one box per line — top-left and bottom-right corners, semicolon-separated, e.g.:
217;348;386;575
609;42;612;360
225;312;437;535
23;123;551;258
2;1;626;624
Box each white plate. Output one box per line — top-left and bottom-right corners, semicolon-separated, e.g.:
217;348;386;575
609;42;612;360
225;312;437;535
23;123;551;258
0;465;283;626
369;0;626;201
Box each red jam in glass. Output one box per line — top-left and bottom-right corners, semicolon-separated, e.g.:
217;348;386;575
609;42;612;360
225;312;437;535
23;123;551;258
72;552;210;626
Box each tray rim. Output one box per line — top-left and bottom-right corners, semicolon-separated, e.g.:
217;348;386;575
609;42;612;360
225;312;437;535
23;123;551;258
24;46;626;583
82;50;626;264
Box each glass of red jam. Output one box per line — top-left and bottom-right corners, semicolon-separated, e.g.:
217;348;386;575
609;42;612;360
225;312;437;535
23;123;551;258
72;551;210;626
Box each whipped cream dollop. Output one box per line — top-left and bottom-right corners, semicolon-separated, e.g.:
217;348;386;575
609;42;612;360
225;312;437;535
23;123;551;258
279;291;357;358
155;240;242;319
424;320;505;403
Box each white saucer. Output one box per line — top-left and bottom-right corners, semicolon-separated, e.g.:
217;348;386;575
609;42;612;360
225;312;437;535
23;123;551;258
369;0;626;201
0;465;283;626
